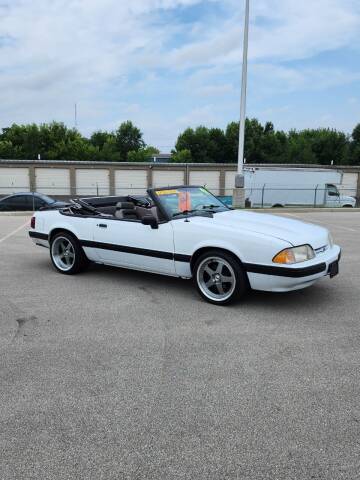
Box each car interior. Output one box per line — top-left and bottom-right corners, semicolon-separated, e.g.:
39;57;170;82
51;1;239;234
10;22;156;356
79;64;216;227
64;195;163;222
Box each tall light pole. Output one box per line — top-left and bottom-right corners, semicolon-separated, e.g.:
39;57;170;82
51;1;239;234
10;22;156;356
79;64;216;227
233;0;249;208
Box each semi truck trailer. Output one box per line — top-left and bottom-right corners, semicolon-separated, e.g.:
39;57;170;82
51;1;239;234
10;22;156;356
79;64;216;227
243;167;356;208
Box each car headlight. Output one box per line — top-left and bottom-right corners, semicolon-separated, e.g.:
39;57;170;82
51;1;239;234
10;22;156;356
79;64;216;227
273;245;315;264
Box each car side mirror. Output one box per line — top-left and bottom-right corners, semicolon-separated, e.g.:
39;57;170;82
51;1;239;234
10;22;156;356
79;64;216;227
141;215;158;229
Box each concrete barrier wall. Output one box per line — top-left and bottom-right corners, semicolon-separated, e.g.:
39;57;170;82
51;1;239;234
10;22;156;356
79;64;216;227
0;159;359;199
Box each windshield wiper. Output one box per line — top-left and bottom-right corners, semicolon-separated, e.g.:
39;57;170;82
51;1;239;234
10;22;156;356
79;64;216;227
172;208;216;219
201;204;222;211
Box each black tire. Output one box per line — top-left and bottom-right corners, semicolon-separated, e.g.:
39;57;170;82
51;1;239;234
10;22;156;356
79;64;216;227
50;232;89;275
193;250;248;305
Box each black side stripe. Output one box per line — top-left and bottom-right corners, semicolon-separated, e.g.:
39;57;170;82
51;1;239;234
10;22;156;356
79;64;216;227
29;231;48;240
80;239;192;262
243;262;327;278
174;253;192;262
30;231;327;277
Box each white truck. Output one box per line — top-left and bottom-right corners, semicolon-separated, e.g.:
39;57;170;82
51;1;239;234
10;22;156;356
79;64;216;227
243;167;356;208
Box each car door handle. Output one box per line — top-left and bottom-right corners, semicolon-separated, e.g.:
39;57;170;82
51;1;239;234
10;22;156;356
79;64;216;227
97;223;107;228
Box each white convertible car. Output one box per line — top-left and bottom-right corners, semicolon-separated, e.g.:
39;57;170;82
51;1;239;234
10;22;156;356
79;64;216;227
29;186;341;305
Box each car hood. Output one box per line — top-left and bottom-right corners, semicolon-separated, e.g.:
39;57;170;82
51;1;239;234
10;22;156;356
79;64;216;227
203;210;329;248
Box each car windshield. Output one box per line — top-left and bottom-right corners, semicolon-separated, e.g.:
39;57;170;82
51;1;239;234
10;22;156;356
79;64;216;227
153;186;229;218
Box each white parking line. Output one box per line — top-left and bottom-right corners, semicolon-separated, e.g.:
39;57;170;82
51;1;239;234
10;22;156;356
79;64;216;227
0;220;30;244
282;213;359;232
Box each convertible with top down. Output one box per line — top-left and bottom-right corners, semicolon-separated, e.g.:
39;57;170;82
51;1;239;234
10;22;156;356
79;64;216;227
29;185;341;305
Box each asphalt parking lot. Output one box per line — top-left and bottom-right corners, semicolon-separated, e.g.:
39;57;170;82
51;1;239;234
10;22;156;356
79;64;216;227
1;211;360;480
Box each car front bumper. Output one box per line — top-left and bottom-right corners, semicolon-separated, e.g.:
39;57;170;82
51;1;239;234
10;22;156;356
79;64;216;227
245;245;341;292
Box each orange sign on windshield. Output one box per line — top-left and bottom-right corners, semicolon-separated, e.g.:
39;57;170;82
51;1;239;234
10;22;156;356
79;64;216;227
178;191;191;212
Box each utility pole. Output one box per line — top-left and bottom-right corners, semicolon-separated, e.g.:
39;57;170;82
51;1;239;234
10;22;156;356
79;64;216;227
233;0;249;209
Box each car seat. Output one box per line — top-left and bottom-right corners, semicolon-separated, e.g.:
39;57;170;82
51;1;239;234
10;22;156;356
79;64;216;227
134;206;160;222
115;202;138;220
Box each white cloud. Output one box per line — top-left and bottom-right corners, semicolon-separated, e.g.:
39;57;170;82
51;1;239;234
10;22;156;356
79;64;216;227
156;0;360;70
0;0;359;144
176;104;217;127
197;83;234;97
250;0;360;61
250;63;360;94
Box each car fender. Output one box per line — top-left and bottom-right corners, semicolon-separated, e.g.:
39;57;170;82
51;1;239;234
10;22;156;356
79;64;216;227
189;239;246;263
172;219;291;266
48;222;81;241
40;211;88;241
46;218;100;262
189;234;290;265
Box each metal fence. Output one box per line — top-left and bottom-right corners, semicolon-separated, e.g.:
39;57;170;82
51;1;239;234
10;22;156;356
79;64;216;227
222;185;358;208
1;162;359;206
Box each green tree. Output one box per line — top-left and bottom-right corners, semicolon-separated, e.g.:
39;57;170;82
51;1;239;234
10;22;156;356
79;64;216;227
115;121;145;161
224;119;287;164
99;136;121;162
225;122;239;163
127;146;160;162
175;126;215;163
307;129;348;165
287;129;348;165
288;131;317;164
208;128;227;163
0;122;93;161
352;123;360;142
0;140;15;158
0;123;40;159
260;124;289;164
171;149;192;163
1;118;358;165
244;118;265;163
90;130;115;150
349;123;360;165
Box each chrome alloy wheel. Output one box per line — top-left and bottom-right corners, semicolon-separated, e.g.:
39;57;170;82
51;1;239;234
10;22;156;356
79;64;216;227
197;256;236;302
51;236;76;271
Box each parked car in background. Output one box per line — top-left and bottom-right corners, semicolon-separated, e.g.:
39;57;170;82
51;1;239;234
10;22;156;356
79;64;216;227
0;192;68;211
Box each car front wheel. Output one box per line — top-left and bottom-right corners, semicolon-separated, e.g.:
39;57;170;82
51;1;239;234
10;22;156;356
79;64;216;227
50;232;89;275
194;250;248;305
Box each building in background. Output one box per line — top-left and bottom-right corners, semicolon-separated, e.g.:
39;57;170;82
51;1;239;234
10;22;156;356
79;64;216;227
152;153;172;163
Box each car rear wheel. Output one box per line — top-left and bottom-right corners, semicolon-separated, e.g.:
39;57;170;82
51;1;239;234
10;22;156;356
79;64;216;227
194;250;248;305
50;232;89;275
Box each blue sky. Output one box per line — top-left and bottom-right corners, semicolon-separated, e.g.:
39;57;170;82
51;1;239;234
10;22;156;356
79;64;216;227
0;0;359;151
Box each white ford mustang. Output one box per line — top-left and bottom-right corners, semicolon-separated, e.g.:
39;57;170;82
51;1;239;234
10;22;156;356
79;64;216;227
29;185;341;305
